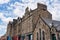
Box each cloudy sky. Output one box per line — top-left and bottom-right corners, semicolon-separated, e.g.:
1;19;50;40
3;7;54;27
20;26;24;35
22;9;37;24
0;0;60;37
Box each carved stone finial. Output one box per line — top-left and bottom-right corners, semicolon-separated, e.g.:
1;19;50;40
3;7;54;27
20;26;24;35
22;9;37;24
8;21;12;25
52;22;54;27
25;7;29;11
25;7;30;15
30;8;32;12
17;17;21;21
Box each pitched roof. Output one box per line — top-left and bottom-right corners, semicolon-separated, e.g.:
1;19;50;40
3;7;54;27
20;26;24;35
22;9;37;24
42;17;60;31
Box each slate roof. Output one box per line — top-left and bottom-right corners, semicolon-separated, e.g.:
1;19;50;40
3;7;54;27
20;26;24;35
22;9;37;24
42;17;60;31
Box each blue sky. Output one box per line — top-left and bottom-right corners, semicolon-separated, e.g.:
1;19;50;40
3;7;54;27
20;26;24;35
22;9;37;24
0;0;60;37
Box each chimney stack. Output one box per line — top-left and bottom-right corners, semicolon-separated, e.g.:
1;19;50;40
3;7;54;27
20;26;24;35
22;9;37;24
37;3;47;10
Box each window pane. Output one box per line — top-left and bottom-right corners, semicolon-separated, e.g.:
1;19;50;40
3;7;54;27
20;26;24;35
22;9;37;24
37;32;38;40
28;34;33;40
39;29;41;40
31;35;33;40
21;36;25;40
42;31;45;40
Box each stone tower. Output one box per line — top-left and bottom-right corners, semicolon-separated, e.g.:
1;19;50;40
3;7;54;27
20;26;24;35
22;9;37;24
37;3;52;19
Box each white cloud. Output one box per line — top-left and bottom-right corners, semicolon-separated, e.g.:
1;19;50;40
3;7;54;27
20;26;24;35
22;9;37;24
3;17;13;24
0;13;13;37
29;0;35;3
13;8;24;17
0;0;10;4
0;34;5;37
0;13;13;24
47;0;60;21
22;0;29;3
0;13;6;21
0;12;17;37
0;25;7;37
0;25;6;30
10;2;26;17
34;0;47;4
27;3;37;10
10;2;37;18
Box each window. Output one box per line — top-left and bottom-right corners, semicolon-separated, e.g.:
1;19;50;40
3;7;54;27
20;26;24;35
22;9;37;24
18;35;21;40
21;36;25;40
39;29;41;40
37;32;38;40
31;34;33;40
28;34;33;40
39;29;45;40
42;31;45;40
59;34;60;40
51;34;56;40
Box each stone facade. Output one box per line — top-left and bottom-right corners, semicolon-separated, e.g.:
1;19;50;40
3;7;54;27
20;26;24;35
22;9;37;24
33;16;51;40
0;3;60;40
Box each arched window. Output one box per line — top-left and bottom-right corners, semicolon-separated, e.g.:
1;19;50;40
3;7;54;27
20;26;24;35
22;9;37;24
42;31;45;40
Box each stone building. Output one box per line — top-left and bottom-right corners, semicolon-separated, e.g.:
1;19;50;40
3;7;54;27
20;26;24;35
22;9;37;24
0;34;7;40
1;3;60;40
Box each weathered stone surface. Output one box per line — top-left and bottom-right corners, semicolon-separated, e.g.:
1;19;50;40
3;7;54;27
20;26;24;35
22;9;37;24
1;3;60;40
